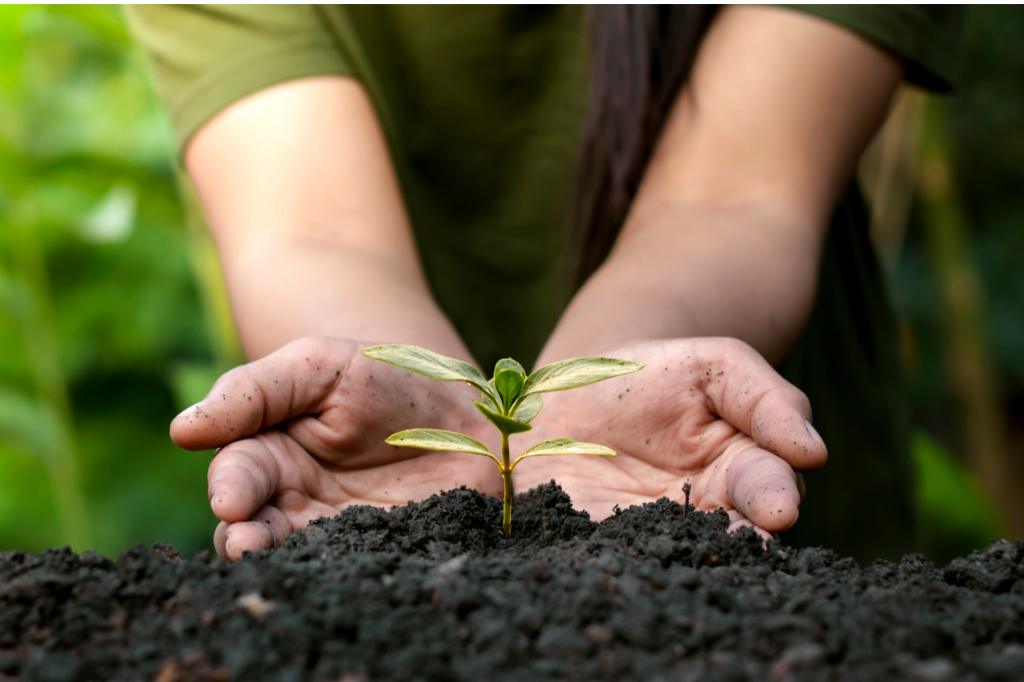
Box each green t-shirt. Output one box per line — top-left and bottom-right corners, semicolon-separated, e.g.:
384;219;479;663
126;5;963;563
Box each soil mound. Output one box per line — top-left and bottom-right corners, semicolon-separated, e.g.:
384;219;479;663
1;483;1023;681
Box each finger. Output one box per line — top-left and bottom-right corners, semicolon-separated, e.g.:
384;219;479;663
223;519;275;561
207;438;282;523
694;337;827;471
216;507;292;563
221;505;292;562
253;504;293;545
274;489;347;529
171;336;357;451
726;509;774;544
214;521;229;560
726;446;802;532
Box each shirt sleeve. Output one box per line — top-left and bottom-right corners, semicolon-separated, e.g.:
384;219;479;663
124;5;354;151
782;5;965;91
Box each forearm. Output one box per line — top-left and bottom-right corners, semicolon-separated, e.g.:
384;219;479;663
541;7;901;367
185;77;472;363
538;200;822;366
221;238;470;361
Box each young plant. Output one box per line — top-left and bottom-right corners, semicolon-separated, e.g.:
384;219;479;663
360;344;644;536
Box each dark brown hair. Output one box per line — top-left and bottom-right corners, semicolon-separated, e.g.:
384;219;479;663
574;5;719;286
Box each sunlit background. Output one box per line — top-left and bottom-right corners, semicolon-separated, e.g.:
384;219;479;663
0;5;1021;564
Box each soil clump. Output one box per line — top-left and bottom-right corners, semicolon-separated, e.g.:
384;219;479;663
1;483;1023;681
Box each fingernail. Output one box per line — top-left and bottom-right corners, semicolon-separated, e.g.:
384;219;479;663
804;419;824;447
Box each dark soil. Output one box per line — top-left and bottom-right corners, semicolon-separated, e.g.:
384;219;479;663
2;483;1023;682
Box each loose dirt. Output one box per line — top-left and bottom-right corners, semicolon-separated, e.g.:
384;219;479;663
2;483;1023;681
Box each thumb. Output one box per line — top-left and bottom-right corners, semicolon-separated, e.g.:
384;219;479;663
170;336;357;450
693;337;827;471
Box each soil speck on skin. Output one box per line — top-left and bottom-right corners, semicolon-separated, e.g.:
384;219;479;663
1;484;1023;682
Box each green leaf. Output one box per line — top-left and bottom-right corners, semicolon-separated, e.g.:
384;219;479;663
521;357;644;397
361;344;493;396
385;428;501;468
494;358;526;378
511;438;616;471
474;401;532;435
494;368;524;407
512;392;543;423
480;388;501;413
485;377;504;412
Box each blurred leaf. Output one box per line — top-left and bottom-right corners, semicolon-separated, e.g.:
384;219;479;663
46;5;132;47
0;443;61;552
0;4;212;557
0;386;61;456
167;361;227;412
912;430;1006;565
0;265;34;322
78;183;136;243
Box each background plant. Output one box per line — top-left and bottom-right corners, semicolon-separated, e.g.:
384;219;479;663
0;5;237;557
361;344;643;535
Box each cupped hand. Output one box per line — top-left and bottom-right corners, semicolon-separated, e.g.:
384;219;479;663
171;337;502;561
513;338;827;540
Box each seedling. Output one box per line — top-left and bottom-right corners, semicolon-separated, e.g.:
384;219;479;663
360;344;644;536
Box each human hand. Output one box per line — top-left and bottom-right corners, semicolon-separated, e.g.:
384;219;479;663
171;337;502;560
513;338;827;540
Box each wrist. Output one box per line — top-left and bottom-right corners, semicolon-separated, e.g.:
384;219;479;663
223;240;474;362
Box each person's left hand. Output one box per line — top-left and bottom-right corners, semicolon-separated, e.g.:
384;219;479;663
512;338;828;539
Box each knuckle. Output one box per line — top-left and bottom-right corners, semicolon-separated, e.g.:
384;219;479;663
210;446;274;495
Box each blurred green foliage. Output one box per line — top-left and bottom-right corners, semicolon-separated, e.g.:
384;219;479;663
896;7;1024;444
0;5;1021;562
893;7;1024;561
0;5;217;557
912;431;1004;565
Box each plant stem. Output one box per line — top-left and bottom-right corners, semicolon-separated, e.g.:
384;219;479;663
501;431;512;536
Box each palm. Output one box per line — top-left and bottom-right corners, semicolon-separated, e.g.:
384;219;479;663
171;337;502;560
513;339;826;536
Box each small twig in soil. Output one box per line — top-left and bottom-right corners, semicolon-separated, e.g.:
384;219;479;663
683;482;691;521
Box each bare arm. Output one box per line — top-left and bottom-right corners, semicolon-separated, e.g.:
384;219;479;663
180;79;502;559
185;76;471;362
538;6;903;366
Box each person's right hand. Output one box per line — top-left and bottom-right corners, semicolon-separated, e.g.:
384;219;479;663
171;337;503;561
512;338;827;541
